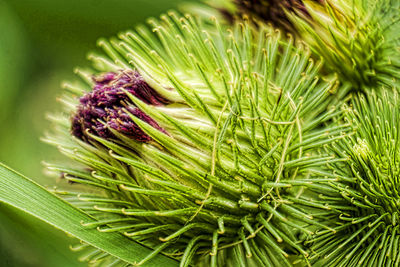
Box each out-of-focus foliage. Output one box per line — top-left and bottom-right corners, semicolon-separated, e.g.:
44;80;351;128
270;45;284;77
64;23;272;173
0;1;27;122
0;203;85;267
0;0;191;266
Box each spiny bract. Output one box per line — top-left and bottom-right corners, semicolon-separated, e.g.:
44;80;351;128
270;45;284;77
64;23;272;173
290;0;400;90
44;13;349;266
304;89;400;266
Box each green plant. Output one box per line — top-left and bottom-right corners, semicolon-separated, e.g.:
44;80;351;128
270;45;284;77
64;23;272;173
0;1;399;266
44;15;350;266
304;88;400;266
290;0;400;90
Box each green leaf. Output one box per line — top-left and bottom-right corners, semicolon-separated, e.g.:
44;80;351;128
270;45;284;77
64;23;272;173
0;162;178;267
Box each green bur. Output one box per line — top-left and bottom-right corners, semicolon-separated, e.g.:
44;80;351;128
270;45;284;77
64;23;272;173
290;0;400;91
304;89;400;266
44;13;350;266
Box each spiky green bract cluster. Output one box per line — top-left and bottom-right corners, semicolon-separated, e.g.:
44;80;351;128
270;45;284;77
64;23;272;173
45;13;349;266
303;89;400;266
291;0;400;91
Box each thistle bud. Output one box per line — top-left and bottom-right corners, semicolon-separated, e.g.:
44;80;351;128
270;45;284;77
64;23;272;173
46;13;349;266
288;0;400;90
212;0;399;93
306;90;400;265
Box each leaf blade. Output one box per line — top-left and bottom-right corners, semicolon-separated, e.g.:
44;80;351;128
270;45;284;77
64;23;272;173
0;162;178;267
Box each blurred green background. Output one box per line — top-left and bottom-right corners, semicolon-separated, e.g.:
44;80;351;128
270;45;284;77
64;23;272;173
0;0;192;265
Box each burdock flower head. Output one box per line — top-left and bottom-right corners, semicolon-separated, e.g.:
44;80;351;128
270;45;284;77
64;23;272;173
288;0;400;90
45;12;350;266
304;89;400;266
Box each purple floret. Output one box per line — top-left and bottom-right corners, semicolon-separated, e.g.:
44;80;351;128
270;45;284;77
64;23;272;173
71;70;168;142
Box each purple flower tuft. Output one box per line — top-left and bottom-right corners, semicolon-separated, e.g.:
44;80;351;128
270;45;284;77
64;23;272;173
91;70;169;106
71;70;168;142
